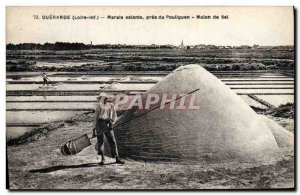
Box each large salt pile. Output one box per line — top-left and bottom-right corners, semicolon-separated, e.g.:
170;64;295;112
113;64;288;161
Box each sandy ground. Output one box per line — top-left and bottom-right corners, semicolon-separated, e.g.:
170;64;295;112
7;113;294;190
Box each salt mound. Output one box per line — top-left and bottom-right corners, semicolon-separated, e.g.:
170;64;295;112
261;116;294;148
114;64;279;161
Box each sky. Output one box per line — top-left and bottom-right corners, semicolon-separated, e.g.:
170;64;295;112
6;6;294;46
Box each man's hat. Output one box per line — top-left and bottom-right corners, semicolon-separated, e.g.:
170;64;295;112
97;92;108;100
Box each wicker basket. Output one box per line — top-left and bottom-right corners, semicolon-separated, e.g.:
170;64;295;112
61;134;92;155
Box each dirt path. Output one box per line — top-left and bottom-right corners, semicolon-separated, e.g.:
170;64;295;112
7;114;294;190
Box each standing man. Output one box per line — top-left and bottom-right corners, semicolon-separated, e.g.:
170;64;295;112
93;92;125;165
42;73;49;86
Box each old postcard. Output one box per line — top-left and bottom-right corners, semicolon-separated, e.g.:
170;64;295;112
6;6;295;190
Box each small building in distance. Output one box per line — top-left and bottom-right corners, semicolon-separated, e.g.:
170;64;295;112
178;40;187;50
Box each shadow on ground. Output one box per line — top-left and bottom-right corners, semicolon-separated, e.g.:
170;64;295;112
29;162;116;173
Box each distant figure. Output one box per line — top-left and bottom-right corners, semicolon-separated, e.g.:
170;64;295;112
42;73;49;86
93;92;125;165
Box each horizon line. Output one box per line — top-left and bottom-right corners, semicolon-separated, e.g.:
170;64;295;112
6;42;295;47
